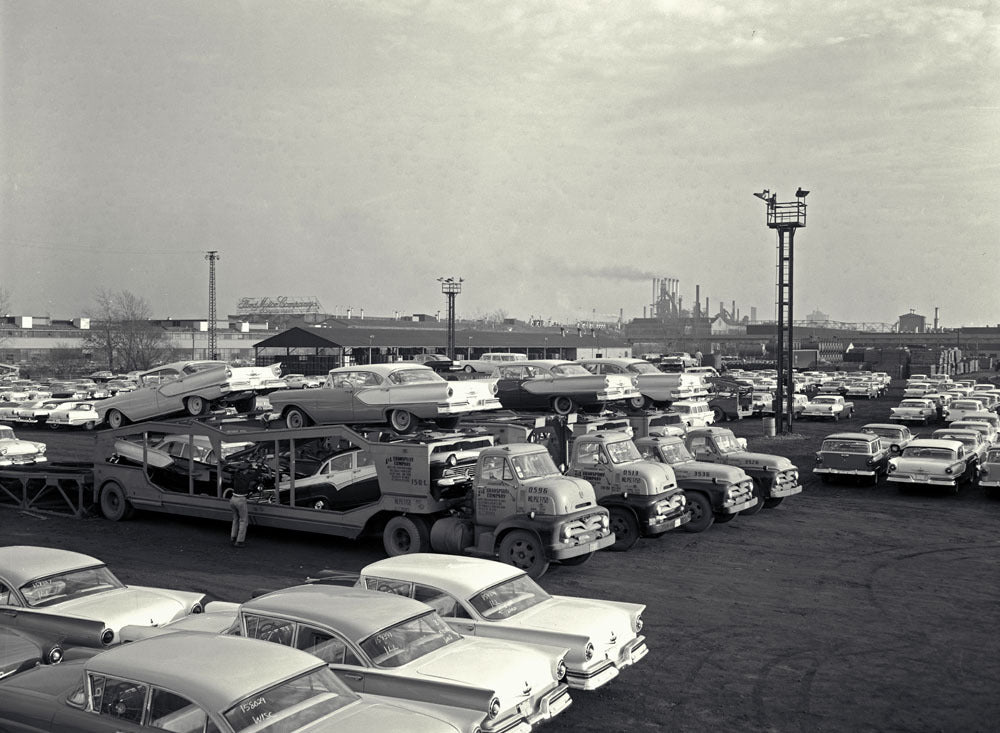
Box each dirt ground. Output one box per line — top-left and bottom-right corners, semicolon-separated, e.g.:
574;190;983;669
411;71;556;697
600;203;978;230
2;379;999;733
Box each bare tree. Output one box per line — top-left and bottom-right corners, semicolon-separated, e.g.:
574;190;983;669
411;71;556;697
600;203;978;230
86;289;170;372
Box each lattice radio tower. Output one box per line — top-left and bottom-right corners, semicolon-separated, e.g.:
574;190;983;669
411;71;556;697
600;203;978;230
205;251;220;359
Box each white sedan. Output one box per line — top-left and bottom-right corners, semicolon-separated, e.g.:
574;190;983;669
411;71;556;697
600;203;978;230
342;553;648;691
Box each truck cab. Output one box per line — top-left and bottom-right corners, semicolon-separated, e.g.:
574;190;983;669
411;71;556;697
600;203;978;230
683;427;802;514
564;432;690;550
430;443;616;579
634;434;757;532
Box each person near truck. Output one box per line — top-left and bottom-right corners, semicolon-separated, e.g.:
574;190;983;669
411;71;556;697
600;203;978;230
229;460;259;547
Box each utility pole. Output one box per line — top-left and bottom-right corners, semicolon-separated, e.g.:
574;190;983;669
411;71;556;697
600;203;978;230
205;251;219;360
753;188;808;434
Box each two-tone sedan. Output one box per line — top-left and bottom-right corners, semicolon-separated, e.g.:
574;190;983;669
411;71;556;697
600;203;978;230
45;401;100;430
577;357;707;410
944;399;992;424
887;439;978;494
0;546;207;648
0;426;47;467
0;631;470;733
889;398;939;425
267;364;501;433
860;423;915;454
977;446;1000;494
930;428;988;466
348;553;648;692
492;360;640;415
813;432;891;485
229;584;571;733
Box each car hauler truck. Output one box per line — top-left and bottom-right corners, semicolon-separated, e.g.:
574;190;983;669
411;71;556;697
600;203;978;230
464;411;691;549
91;420;614;578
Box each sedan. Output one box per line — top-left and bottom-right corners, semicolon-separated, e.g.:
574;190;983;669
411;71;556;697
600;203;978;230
889;398;938;425
231;584;571;733
267;364;501;433
860;423;915;454
0;631;469;733
349;553;648;691
887;439;977;493
0;426;47;467
0;546;207;648
813;432;890;485
492;360;640;415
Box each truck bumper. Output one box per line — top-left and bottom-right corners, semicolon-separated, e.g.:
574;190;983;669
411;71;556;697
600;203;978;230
642;509;691;536
549;532;616;560
769;482;802;498
719;496;757;514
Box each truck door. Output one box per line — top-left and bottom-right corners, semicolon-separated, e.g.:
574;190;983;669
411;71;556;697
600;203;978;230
475;454;518;526
688;435;720;464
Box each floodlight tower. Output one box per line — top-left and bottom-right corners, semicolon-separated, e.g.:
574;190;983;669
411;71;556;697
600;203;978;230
438;277;463;359
753;188;808;434
205;250;220;359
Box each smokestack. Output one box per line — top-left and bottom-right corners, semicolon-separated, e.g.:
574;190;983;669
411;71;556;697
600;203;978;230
347;307;352;319
705;297;709;316
751;306;757;321
732;300;736;318
360;308;364;320
934;306;939;331
643;306;647;318
695;285;701;317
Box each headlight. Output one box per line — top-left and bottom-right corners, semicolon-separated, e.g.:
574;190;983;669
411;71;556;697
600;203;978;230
191;602;204;614
556;659;567;680
635;614;643;633
600;514;610;530
585;642;595;660
561;525;573;540
46;646;64;664
945;467;953;474
446;454;458;467
101;628;115;646
491;382;498;395
225;368;233;378
489;697;501;719
888;463;896;472
447;387;454;397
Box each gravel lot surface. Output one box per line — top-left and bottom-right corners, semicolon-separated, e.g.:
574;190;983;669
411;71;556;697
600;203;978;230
2;378;999;732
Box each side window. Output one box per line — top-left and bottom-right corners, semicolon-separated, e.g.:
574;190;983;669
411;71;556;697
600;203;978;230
328;454;353;472
480;456;504;481
243;614;295;646
0;582;22;606
363;577;413;597
502;460;515;481
148;687;210;733
356;451;374;468
97;676;148;724
296;625;361;666
575;442;600;466
413;585;459;617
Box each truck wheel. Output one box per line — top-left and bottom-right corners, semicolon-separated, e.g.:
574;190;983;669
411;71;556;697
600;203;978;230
714;512;736;524
763;497;784;508
712;406;726;423
551;396;576;416
100;482;135;522
608;507;640;551
498;530;550;578
106;409;126;430
739;479;767;516
284;408;311;429
185;396;209;416
389;409;417;434
430;516;474;554
682;493;714;533
383;516;430;556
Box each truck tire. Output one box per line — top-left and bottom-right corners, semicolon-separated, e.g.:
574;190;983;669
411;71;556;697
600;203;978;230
383;516;431;556
430;516;473;554
712;406;726;423
498;530;550;579
682;492;714;533
100;482;135;522
608;507;640;551
739;479;767;516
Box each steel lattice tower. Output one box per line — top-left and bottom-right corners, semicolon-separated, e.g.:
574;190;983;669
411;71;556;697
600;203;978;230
754;189;808;434
205;251;219;359
438;277;463;359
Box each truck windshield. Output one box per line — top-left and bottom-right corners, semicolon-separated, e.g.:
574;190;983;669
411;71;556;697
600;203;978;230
606;440;641;464
510;451;560;479
469;575;551;620
714;433;743;453
655;442;694;464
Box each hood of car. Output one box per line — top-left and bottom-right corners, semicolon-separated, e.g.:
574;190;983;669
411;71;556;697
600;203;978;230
413;637;556;702
46;587;190;632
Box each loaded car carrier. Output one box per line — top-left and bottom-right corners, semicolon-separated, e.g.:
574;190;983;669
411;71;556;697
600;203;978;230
82;420;613;578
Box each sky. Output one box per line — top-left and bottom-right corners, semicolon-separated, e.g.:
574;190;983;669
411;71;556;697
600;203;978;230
2;0;998;328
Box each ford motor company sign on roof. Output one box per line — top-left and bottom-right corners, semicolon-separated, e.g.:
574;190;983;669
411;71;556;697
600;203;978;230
237;296;323;314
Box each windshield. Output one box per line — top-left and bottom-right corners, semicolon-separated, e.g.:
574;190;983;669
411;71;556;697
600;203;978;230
713;433;743;453
864;427;900;439
987;449;1000;463
224;667;358;733
628;362;660;375
19;565;124;608
606;440;641;464
653;441;694;464
0;428;14;440
469;574;551;620
510;451;560;479
388;369;442;385
550;364;591;377
360;612;461;668
899;400;928;407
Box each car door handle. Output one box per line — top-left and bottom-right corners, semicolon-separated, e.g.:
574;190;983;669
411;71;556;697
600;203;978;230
340;672;363;681
454;624;475;633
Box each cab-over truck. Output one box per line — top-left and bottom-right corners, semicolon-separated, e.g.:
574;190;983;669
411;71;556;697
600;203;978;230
91;420;613;578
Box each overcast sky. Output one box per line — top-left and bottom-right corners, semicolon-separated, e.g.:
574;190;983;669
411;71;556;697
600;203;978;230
2;1;998;328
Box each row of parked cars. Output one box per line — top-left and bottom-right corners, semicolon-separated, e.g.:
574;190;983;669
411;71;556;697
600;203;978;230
0;546;647;732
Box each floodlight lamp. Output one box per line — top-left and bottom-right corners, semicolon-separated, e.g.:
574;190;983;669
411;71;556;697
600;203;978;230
795;188;810;199
753;189;770;201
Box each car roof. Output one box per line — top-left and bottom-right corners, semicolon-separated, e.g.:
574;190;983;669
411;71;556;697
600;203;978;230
0;546;103;586
329;364;433;375
862;423;906;431
822;433;879;442
246;584;428;641
932;429;981;440
905;438;964;451
361;554;521;597
576;357;642;364
90;632;323;711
